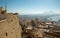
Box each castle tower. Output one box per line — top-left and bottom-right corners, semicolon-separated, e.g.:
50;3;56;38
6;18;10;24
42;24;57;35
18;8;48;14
0;7;22;38
0;7;7;20
0;7;6;14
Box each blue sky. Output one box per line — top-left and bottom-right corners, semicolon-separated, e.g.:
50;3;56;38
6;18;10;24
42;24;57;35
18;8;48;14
0;0;60;15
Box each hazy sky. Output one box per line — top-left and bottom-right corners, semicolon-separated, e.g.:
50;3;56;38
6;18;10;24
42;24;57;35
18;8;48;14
0;0;60;15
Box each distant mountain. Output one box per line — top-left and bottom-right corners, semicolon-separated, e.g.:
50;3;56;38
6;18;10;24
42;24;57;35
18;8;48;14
19;11;60;21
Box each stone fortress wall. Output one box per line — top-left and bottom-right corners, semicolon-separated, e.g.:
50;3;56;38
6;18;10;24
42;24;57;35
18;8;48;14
0;7;22;38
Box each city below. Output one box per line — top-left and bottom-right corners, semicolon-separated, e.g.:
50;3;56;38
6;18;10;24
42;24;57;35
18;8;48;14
20;16;60;38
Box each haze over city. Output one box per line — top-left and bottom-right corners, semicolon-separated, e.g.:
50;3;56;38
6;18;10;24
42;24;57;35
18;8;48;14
0;0;60;15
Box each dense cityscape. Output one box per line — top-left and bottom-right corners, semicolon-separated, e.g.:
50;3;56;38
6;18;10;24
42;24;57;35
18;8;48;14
20;17;60;38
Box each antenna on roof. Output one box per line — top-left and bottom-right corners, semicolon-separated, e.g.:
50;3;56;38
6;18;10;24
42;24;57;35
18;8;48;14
5;3;7;12
5;3;7;10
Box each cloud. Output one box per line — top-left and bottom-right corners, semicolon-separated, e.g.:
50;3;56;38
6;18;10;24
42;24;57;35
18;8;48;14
8;8;60;15
43;10;54;14
19;9;44;14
